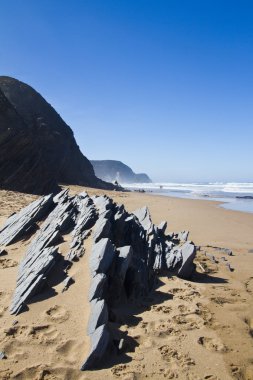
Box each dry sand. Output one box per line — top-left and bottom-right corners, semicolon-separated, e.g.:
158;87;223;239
0;187;253;380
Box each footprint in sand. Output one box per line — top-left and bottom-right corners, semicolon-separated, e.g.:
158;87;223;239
195;303;213;326
12;365;60;380
152;320;180;337
151;304;172;314
245;277;253;294
0;305;8;317
0;258;18;269
158;345;195;369
172;314;203;330
244;317;253;337
45;305;69;323
2;340;28;361
170;288;201;301
28;324;59;343
111;364;136;378
0;369;12;380
197;336;228;352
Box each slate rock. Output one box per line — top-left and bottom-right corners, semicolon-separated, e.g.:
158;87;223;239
89;273;107;302
0;194;54;246
115;246;133;285
177;242;196;279
80;324;110;370
10;246;59;314
90;238;115;276
133;206;153;234
10;195;75;315
157;221;167;234
93;218;112;243
178;231;189;242
165;246;182;271
87;299;108;335
0;351;6;360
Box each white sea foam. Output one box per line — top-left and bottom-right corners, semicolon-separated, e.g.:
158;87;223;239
122;182;253;213
122;182;253;196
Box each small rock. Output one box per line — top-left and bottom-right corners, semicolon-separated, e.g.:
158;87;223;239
0;351;6;359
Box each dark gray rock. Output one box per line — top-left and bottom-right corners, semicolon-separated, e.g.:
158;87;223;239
0;249;7;256
80;324;110;370
177;242;196;279
90;238;115;276
62;276;74;292
87;299;108;335
89;273;107;302
92;195;113;214
53;189;69;204
0;351;6;360
165;246;182;270
93;218;112;243
10;246;59;314
115;246;133;285
133;206;153;234
157;221;167;234
0;194;54;246
178;231;189;242
10;195;75;314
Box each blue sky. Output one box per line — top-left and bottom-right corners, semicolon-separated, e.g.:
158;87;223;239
0;0;252;182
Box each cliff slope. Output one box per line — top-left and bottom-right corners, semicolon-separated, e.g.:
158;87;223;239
0;76;114;194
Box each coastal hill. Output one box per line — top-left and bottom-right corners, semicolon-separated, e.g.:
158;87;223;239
91;159;152;184
0;76;115;195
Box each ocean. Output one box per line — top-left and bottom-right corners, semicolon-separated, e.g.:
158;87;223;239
122;182;253;214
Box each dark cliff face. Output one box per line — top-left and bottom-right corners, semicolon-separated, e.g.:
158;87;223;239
0;76;114;194
91;160;152;184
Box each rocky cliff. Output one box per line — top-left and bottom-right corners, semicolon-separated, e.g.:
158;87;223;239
0;76;114;195
91;160;152;184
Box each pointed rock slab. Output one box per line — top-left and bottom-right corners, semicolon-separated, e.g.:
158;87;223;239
92;195;113;213
177;242;196;279
80;324;110;370
89;273;107;302
178;231;189;242
157;221;167;234
90;238;115;276
133;206;153;235
115;246;133;285
87;299;108;335
72;193;97;235
53;188;69;204
10;246;59;314
93;217;112;243
165;246;182;270
67;193;97;261
0;194;54;246
10;195;75;315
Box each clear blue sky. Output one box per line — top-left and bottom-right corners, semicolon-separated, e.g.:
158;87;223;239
1;0;252;182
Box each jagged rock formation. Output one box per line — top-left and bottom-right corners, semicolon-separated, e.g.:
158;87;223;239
0;76;115;194
91;160;152;184
0;190;196;370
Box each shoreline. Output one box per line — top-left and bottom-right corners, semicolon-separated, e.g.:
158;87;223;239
131;189;253;215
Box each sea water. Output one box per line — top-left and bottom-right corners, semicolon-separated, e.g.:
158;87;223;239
122;182;253;214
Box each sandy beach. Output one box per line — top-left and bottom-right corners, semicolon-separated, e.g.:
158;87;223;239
0;187;253;380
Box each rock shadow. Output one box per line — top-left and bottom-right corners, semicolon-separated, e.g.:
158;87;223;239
192;272;228;284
